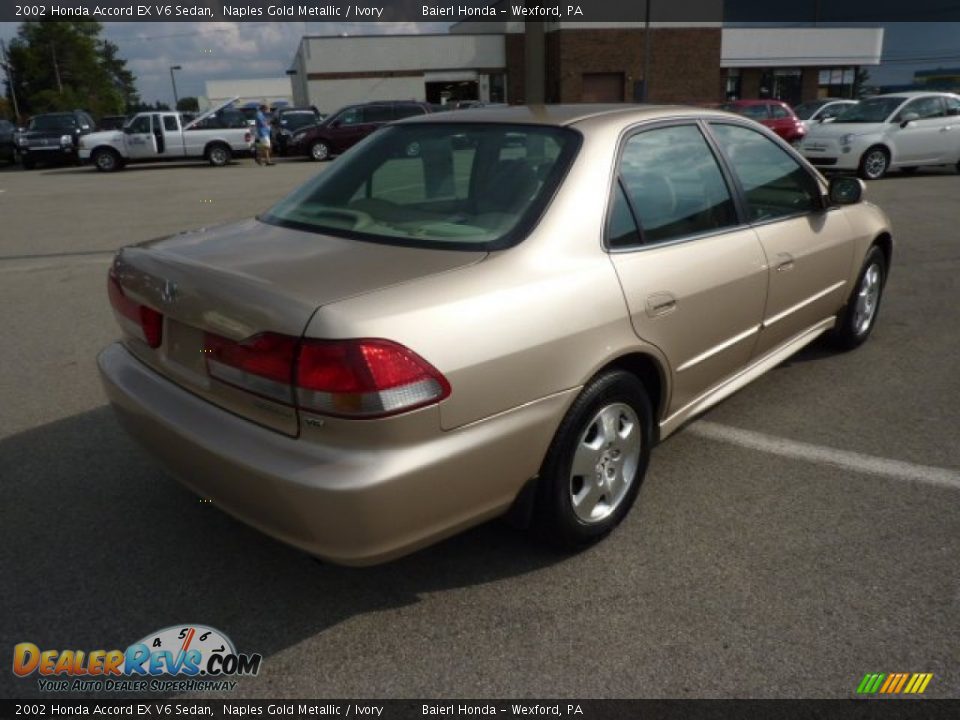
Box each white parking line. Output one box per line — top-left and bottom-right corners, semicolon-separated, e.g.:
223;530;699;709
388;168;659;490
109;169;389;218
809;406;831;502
688;421;960;490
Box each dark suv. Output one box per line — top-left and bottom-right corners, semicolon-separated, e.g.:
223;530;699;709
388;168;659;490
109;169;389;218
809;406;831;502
287;101;434;161
18;110;96;169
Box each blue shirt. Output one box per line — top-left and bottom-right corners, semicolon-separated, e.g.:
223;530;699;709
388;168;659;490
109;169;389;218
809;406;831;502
255;110;271;140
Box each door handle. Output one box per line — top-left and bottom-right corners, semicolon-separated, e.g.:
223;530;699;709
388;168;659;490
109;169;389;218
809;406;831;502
645;292;677;317
775;253;795;273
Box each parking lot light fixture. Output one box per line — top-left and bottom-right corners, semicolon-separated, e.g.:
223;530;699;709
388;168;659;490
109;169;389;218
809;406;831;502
170;65;182;109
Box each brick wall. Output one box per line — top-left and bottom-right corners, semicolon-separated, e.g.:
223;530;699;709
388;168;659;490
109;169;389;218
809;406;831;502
505;27;723;105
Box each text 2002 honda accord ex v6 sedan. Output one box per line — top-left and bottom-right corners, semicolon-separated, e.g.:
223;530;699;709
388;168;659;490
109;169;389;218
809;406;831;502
99;105;892;565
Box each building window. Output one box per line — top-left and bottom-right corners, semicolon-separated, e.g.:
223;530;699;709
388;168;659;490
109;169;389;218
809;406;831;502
818;68;856;98
725;69;742;100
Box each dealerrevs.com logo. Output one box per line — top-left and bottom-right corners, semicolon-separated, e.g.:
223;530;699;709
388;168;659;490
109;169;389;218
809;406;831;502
13;624;262;693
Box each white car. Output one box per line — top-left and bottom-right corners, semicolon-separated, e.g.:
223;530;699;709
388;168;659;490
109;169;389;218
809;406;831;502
794;98;858;131
800;92;960;179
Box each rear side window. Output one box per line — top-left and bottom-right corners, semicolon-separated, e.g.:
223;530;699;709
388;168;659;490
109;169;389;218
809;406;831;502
393;104;427;120
614;124;738;245
163;116;179;132
363;106;393;123
770;105;790;119
946;96;960;116
606;182;641;249
710;123;819;222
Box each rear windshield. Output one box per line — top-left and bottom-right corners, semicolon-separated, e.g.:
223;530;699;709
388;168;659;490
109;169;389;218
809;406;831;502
834;97;904;123
722;103;770;120
262;123;581;250
28;115;77;131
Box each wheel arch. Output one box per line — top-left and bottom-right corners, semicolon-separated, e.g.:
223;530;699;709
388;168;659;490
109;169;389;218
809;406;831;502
872;231;893;276
594;351;669;444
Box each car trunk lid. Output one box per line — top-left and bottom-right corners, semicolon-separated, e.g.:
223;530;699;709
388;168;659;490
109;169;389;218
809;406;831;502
111;218;486;435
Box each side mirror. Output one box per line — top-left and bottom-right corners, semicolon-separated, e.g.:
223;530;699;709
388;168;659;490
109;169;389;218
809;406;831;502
899;112;919;128
331;119;342;129
828;176;865;206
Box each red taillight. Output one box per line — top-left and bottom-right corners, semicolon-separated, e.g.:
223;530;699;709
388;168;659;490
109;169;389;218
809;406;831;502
204;332;297;404
108;271;163;348
202;332;450;418
297;339;451;418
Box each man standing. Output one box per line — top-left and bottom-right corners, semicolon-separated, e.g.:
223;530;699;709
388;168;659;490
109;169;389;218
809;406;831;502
254;103;274;166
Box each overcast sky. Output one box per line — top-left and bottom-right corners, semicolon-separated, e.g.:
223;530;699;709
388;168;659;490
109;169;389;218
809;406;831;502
1;21;958;107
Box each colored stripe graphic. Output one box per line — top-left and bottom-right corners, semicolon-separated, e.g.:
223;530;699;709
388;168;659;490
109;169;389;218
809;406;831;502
856;672;932;694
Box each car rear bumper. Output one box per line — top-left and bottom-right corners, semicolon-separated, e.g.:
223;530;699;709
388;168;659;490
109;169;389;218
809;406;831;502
98;342;572;565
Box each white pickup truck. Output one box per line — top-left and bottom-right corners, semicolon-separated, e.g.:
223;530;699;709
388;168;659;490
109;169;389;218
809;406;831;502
79;98;253;172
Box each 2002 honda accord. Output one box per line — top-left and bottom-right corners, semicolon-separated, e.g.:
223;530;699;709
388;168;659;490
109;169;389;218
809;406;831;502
99;105;892;565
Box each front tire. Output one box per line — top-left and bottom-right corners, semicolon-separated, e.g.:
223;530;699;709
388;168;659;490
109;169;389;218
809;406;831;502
310;140;330;161
92;148;122;172
831;245;887;351
533;370;653;549
858;146;889;180
207;144;231;167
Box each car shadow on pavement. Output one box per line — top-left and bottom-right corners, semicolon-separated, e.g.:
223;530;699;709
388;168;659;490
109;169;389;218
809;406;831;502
0;406;563;698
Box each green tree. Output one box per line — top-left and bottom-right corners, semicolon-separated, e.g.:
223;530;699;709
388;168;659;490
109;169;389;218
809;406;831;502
6;21;137;119
176;97;199;113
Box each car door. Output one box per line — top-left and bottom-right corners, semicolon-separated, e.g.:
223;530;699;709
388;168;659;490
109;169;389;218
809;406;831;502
162;114;186;157
606;122;769;418
892;96;949;163
327;106;369;152
708;122;854;359
124;115;157;159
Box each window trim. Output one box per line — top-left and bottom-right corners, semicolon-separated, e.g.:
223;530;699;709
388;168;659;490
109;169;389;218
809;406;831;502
602;118;749;253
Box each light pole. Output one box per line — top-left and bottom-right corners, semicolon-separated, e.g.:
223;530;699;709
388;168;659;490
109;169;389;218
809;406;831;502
0;39;21;122
169;65;182;109
642;0;652;102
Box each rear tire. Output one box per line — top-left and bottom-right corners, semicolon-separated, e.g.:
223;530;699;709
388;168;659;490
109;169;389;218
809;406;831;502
533;370;653;549
206;144;231;167
857;146;889;180
830;245;887;351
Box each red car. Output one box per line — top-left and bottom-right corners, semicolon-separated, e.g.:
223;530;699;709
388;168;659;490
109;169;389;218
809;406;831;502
720;100;807;143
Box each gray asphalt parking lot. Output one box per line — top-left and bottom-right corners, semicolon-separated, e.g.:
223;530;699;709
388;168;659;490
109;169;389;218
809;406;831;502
1;157;958;699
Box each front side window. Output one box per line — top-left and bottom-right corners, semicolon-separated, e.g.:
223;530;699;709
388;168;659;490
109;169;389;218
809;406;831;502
710;123;819;222
262;123;580;249
163;116;179;132
336;107;363;126
835;97;905;123
615;124;737;245
896;96;945;121
770;105;791;119
126;115;151;134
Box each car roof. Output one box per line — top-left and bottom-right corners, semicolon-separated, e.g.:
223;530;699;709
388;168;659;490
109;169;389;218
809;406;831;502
873;91;957;98
398;104;744;128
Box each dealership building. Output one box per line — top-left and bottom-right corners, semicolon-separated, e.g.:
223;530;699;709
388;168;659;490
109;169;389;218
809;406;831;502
288;21;883;113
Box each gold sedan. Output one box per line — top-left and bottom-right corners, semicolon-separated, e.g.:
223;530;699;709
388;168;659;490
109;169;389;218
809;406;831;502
99;105;892;565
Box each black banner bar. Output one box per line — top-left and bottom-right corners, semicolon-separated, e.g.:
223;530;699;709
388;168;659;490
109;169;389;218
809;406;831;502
4;700;960;720
2;0;960;23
